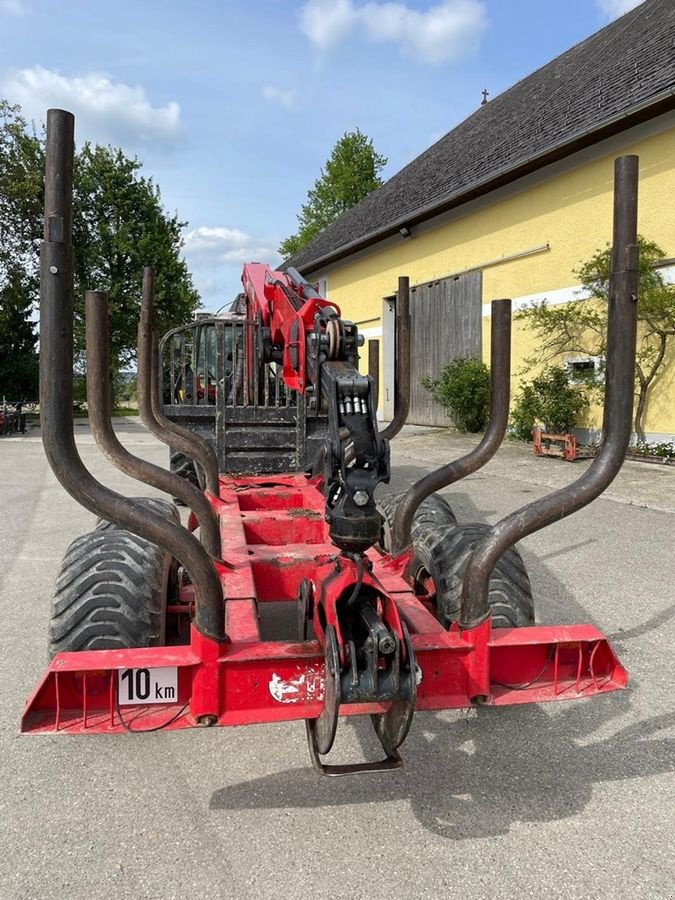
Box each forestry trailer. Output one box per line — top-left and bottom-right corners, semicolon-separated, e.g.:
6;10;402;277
23;109;634;775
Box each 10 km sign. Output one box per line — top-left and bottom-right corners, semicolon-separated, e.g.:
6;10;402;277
117;667;178;705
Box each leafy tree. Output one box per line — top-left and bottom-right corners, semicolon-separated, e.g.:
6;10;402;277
0;266;39;399
0;102;43;399
519;236;675;441
280;128;387;257
0;101;43;269
72;143;199;371
0;100;200;404
114;372;137;403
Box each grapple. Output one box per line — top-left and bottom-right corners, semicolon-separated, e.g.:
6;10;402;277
23;109;635;775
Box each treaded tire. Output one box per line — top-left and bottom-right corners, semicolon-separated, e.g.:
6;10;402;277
376;492;458;598
95;497;180;532
423;523;534;628
48;528;172;657
376;491;457;552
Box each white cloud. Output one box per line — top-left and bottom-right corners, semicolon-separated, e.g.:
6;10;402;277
193;275;218;296
298;0;356;50
184;227;281;266
298;0;488;64
261;84;297;110
0;0;24;14
0;66;182;150
183;226;282;308
596;0;643;19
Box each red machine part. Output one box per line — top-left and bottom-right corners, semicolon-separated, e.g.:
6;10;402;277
27;113;633;767
241;262;339;392
533;428;578;461
22;474;626;735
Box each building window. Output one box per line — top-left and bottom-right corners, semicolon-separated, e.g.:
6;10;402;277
564;356;604;384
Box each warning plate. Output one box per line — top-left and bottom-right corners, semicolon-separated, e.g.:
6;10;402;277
117;667;178;706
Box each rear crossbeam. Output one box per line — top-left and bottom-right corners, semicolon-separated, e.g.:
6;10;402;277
22;474;626;736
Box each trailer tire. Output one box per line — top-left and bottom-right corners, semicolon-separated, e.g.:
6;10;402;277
376;492;458;598
48;528;172;657
377;491;457;551
425;523;534;628
94;497;180;532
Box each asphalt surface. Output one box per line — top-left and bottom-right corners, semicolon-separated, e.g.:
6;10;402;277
1;419;673;899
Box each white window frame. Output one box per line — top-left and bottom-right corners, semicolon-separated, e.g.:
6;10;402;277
564;355;604;384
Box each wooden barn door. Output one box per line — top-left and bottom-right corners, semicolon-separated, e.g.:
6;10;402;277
408;271;482;426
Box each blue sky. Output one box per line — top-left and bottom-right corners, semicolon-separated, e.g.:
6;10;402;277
0;0;642;310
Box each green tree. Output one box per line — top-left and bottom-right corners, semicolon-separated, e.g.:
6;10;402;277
0;100;200;403
0;101;43;266
0;102;43;399
72;143;199;372
519;236;675;441
280;128;387;257
0;266;39;399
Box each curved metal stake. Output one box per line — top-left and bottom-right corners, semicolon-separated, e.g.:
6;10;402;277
39;108;225;645
138;267;220;496
390;299;512;555
84;290;222;561
380;275;411;441
150;333;220;496
459;155;640;629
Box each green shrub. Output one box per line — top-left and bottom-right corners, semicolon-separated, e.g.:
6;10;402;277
510;384;539;442
423;358;490;433
510;365;588;441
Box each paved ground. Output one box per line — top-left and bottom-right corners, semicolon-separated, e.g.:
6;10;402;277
1;420;673;899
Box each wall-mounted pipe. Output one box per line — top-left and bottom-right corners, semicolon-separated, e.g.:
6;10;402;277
368;338;380;409
459;155;640;629
39;108;225;643
390;299;512;555
84;290;222;561
138;267;220;496
380;276;411;441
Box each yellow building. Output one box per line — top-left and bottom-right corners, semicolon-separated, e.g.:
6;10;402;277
286;0;675;441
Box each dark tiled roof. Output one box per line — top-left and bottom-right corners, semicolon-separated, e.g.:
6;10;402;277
287;0;675;274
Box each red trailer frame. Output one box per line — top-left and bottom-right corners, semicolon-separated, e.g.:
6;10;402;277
24;109;637;775
22;473;626;737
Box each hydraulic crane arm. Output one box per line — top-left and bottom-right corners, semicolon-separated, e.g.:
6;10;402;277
241;262;390;552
